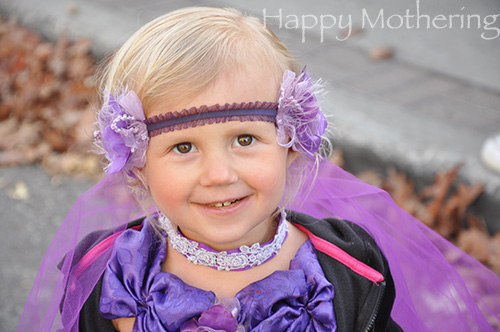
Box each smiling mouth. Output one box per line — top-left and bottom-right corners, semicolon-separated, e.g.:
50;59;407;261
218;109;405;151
209;198;243;208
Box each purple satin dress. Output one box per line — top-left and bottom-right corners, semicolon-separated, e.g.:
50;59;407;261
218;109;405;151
99;218;336;331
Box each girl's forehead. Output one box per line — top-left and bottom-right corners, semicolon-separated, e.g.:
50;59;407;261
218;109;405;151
147;67;280;118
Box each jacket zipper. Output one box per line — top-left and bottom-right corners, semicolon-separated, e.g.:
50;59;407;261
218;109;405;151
364;280;386;332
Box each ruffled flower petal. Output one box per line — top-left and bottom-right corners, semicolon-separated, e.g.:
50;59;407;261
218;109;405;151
94;90;149;174
277;69;327;155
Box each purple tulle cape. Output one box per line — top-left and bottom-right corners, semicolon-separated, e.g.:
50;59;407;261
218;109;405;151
18;158;500;331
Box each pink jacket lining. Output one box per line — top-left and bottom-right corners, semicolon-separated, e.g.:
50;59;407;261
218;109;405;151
294;224;384;284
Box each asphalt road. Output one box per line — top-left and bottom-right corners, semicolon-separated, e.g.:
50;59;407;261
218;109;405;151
0;166;94;331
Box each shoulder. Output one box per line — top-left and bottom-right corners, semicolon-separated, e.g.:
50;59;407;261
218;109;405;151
287;210;401;332
76;217;146;332
71;217;146;266
286;210;386;277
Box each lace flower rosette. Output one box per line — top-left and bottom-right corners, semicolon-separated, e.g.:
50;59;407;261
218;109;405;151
277;70;327;155
94;91;149;174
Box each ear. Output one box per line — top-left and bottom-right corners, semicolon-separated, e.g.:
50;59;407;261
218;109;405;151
286;148;299;167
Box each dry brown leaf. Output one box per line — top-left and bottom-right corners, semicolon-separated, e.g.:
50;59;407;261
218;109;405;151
328;149;345;168
0;17;98;176
72;105;96;148
0;150;31;166
423;165;460;195
357;170;383;188
467;213;488;233
41;152;101;179
68;3;78;15
458;229;491;264
435;213;458;239
0;117;18;149
489;234;500;275
369;47;393;60
33;42;53;62
384;167;415;210
67;56;93;79
454;183;484;219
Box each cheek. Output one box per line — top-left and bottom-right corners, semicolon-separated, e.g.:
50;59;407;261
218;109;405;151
250;149;289;194
145;162;184;208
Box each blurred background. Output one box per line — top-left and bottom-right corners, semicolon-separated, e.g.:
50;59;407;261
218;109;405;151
1;0;499;330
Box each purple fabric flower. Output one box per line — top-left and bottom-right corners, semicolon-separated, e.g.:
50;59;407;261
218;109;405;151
180;299;243;332
277;69;327;155
94;91;149;174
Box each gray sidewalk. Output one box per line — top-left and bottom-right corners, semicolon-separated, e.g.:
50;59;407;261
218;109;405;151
1;0;500;330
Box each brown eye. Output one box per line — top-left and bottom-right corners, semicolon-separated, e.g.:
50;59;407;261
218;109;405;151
237;135;254;146
174;143;193;154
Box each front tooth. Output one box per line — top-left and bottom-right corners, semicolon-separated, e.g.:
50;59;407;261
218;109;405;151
213;200;233;207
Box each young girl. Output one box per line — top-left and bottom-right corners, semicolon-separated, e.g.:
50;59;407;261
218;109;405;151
19;7;500;332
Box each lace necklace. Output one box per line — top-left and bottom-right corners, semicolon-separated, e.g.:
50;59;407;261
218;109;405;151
158;211;289;271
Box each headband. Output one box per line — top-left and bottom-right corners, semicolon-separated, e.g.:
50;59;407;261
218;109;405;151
94;69;327;175
146;102;278;137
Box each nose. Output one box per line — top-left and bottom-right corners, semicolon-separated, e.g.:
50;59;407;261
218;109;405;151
199;150;238;187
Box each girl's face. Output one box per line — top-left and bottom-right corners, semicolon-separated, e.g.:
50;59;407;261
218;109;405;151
145;68;296;251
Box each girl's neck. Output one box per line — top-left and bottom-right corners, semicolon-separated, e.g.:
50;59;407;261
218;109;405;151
176;213;281;253
159;211;288;272
162;221;309;299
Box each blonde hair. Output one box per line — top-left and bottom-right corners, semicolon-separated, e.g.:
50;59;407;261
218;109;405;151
99;7;299;112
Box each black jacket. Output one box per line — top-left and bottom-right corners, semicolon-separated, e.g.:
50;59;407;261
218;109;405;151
78;211;402;331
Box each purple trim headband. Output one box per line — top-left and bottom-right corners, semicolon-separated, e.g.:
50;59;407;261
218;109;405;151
94;69;327;174
146;102;278;137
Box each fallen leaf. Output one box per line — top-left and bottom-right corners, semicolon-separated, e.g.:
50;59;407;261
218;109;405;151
457;228;491;264
357;170;383;189
328;149;345;168
68;3;78;15
369;47;393;60
0;17;98;176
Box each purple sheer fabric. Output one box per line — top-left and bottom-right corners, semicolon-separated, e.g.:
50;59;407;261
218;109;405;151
18;173;144;332
100;218;335;331
291;159;500;331
19;158;500;331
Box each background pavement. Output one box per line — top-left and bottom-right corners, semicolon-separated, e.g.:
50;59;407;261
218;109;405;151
1;0;499;331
